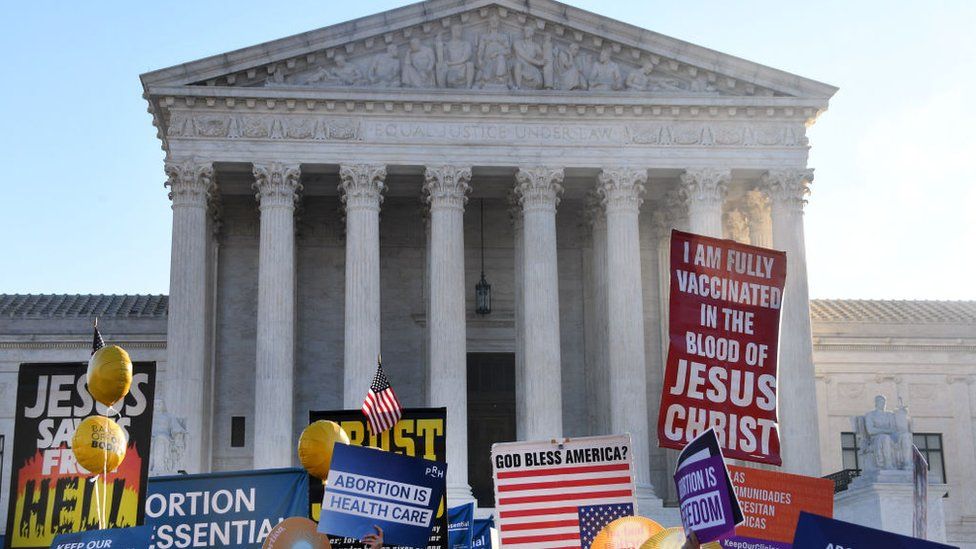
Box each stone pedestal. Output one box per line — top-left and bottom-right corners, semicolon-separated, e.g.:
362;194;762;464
835;477;948;543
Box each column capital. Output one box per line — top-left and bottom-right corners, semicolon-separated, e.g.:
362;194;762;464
423;165;472;211
678;168;730;205
583;190;606;228
724;209;751;243
515;167;564;211
744;188;771;218
760;168;814;210
164;158;214;207
650;190;686;239
339;164;387;212
252;162;302;209
507;190;523;228
598;168;647;212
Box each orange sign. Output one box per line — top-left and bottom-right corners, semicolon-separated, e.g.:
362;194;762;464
726;465;834;545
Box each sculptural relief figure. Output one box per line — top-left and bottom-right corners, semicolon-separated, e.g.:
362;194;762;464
149;398;188;475
402;38;436;88
305;53;364;86
476;15;513;89
436;26;475;88
369;44;401;87
588;47;622;91
853;394;914;472
625;61;656;91
724;209;750;243
512;25;552;89
554;43;587;90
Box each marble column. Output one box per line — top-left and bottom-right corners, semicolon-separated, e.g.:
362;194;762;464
340;164;386;408
583;192;610;434
744;188;773;248
599;168;659;509
163;158;214;473
507;193;527;438
761;169;822;476
252;162;301;468
679;168;730;238
514;167;564;439
423;165;473;502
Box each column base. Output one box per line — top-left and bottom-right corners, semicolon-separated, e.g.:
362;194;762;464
834;479;948;543
635;484;681;526
447;483;476;507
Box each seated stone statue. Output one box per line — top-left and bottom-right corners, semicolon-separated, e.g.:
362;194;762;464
852;394;914;472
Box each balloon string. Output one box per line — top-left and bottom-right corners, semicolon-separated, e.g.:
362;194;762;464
102;438;109;530
91;476;103;530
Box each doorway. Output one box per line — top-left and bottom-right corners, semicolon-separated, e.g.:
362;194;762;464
466;352;516;507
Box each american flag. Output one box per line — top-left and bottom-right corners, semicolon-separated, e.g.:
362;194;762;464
493;446;635;548
361;358;403;435
91;320;105;356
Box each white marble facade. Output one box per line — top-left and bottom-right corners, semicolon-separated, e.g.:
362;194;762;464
139;0;835;510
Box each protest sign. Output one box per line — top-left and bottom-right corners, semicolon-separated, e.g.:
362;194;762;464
447;503;474;549
51;525;153;549
722;465;833;549
658;230;787;465
145;467;308;548
674;429;742;544
310;408;447;549
913;445;929;540
792;512;956;549
4;362;156;549
471;519;492;549
491;434;635;548
318;444;446;549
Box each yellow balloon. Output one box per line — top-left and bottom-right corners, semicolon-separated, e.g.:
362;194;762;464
298;421;350;480
591;516;664;549
72;416;127;474
639;527;721;549
87;345;133;407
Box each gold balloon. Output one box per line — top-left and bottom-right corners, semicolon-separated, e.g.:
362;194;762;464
263;517;331;549
298;421;350;480
591;516;664;549
72;415;127;473
87;345;133;407
639;527;722;549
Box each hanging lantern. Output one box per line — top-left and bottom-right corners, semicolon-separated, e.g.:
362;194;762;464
475;198;492;315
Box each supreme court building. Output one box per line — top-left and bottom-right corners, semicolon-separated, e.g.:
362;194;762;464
5;0;976;545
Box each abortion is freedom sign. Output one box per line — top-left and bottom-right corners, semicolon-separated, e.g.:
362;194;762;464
319;444;447;549
658;230;787;465
674;429;742;544
5;363;156;549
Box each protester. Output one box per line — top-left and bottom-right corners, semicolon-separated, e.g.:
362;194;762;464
682;531;701;549
362;525;384;549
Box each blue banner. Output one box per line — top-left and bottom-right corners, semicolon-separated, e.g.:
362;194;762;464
145;467;309;549
51;526;153;549
318;444;447;549
792;512;956;549
447;503;474;549
471;518;493;549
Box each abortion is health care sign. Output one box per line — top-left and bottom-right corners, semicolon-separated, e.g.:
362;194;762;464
319;444;447;549
658;229;787;465
674;429;743;544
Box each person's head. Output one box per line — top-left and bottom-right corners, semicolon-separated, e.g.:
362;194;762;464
875;395;886;411
599;47;611;62
569;43;579;55
334;53;346;67
642;60;655;74
387;44;398;57
451;25;463;40
409;37;421;51
523;25;535;39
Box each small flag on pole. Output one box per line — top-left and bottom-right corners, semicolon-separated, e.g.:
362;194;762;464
362;356;403;435
91;318;105;356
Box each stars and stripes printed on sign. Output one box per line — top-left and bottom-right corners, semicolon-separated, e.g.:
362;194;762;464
492;435;636;549
361;359;403;435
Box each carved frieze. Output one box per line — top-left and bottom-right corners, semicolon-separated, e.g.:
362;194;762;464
216;8;758;96
166;111;806;149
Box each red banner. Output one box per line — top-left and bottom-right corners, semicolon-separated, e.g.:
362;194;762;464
657;230;786;465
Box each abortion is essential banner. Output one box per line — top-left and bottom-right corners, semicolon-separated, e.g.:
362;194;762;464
5;362;156;549
145;467;309;549
318;444;447;549
722;465;834;549
658;229;787;465
309;408;447;549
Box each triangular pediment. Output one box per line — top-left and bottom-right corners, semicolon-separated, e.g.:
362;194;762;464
141;0;836;100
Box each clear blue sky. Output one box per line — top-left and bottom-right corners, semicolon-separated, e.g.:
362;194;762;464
1;1;973;299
